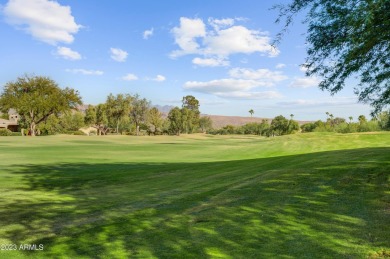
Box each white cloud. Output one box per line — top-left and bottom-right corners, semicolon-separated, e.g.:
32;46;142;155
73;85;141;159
276;63;286;69
171;17;206;57
184;79;262;93
183;66;286;100
229;68;288;84
217;91;282;100
56;47;81;60
184;78;282;100
290;77;320;88
152;75;166;82
110;48;128;62
143;28;154;39
204;26;278;57
192;57;229;67
170;17;279;62
208;17;235;31
122;73;138;81
65;69;103;75
3;0;81;45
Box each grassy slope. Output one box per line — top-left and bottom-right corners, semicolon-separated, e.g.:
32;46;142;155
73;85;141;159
0;133;389;258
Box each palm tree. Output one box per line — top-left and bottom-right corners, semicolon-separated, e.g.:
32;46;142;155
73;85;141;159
348;116;353;123
249;109;254;117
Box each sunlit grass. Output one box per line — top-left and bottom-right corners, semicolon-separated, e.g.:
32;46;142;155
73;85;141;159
0;132;389;258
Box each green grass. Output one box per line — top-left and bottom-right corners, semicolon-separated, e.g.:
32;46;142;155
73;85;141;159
0;132;389;258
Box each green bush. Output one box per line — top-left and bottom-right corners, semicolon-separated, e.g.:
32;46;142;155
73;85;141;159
11;132;22;136
0;128;12;136
358;121;381;132
301;123;316;133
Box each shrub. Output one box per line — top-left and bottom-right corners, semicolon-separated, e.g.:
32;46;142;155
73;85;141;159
335;122;353;133
11;132;22;136
0;128;12;136
358;121;381;132
301;123;316;133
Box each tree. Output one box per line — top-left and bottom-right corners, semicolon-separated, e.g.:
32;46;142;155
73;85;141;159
287;115;299;134
147;107;163;135
64;111;85;131
358;115;367;124
301;122;317;133
167;107;183;135
377;111;390;130
85;104;109;135
249;109;254;117
199;116;213;133
105;93;133;134
37;114;62;135
182;95;200;133
38;111;85;135
270;115;289;136
275;0;390;113
0;75;82;136
182;95;200;112
287;120;300;134
259;119;270;136
130;95;150;136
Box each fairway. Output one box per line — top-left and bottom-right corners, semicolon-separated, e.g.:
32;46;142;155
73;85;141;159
0;133;389;258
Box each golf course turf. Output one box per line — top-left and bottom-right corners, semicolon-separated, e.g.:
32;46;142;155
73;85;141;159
0;133;389;258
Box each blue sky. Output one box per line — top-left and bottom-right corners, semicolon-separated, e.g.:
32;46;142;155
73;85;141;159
0;0;372;120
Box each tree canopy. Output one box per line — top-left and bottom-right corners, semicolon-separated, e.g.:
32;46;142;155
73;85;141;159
85;104;109;135
130;95;150;135
0;75;82;136
275;0;390;113
168;107;184;135
182;95;200;112
105;93;133;133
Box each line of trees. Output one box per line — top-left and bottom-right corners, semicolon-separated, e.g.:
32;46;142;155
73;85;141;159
0;75;217;136
208;115;299;136
300;112;390;133
2;75;390;137
207;112;390;136
83;94;212;136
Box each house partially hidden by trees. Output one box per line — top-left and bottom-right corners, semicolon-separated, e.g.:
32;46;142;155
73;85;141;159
0;111;19;132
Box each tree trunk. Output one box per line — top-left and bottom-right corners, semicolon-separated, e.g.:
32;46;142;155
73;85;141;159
30;122;36;136
136;124;139;136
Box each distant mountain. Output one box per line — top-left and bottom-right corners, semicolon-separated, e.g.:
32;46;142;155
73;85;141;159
154;105;176;114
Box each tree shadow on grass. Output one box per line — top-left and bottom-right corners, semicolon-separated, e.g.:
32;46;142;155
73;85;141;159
0;148;389;258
